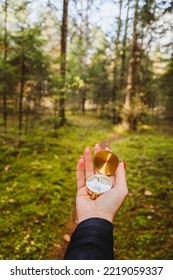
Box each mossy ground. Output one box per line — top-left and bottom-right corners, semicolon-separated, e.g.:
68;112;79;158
111;123;173;259
0;115;172;259
0;114;114;260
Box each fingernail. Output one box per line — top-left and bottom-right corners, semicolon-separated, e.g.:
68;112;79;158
85;146;90;154
80;156;83;159
95;143;99;146
123;160;126;169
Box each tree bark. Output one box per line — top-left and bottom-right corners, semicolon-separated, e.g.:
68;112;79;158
125;0;139;108
79;0;85;114
120;0;130;94
19;51;25;134
136;24;144;97
78;0;90;115
59;0;69;126
3;0;8;133
112;0;123;124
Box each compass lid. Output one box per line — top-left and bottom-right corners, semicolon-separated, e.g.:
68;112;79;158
94;150;119;175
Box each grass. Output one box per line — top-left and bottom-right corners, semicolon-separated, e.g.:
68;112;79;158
0;115;172;260
111;123;173;259
0;114;114;260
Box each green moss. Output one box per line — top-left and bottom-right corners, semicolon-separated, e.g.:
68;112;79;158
0;115;114;259
0;117;172;259
111;124;173;259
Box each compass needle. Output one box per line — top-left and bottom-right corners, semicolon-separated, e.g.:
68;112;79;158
86;174;112;199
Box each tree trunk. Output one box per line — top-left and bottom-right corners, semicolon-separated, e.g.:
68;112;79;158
58;0;69;126
78;0;90;115
19;52;25;134
112;0;123;124
136;24;144;97
120;0;130;95
19;26;25;134
125;0;139;108
79;0;85;114
3;0;8;133
25;96;30;134
81;89;86;114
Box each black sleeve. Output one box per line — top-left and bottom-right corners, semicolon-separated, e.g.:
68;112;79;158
63;217;114;260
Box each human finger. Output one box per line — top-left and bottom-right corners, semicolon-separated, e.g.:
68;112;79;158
76;156;85;191
84;146;94;180
94;143;101;155
105;146;110;150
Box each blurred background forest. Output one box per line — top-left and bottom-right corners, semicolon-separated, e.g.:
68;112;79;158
0;0;173;260
0;0;173;131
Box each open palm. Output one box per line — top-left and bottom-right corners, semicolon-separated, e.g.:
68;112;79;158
76;144;128;223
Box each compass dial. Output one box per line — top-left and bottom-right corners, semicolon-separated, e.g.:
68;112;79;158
86;174;112;195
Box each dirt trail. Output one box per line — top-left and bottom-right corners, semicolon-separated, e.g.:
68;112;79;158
52;134;122;260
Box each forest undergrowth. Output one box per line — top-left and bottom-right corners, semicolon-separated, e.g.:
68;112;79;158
0;115;172;260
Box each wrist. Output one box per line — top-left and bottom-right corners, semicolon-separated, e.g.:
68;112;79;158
77;213;113;224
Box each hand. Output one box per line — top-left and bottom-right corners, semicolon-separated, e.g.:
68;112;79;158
76;144;128;224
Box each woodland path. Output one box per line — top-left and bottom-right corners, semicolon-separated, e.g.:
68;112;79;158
52;134;122;260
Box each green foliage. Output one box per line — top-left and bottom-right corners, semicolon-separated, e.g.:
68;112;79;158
11;24;50;83
0;58;16;95
0;0;172;132
139;0;156;26
88;47;112;109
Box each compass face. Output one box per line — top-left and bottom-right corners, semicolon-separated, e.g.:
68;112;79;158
86;174;112;194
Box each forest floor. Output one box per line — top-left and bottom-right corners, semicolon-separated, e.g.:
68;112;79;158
0;114;173;260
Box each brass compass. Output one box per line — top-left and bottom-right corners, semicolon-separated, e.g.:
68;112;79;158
86;150;119;199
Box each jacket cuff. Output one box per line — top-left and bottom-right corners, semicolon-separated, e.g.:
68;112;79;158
64;217;114;260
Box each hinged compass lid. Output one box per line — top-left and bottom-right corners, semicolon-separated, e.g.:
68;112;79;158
93;150;119;175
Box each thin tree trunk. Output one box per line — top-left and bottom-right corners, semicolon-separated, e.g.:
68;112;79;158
82;0;89;114
19;52;25;134
144;32;156;110
136;24;144;97
81;89;86;114
120;0;130;94
54;96;58;130
79;0;90;115
59;0;69;126
112;0;123;124
79;0;85;114
3;0;8;133
25;96;30;134
125;0;139;108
